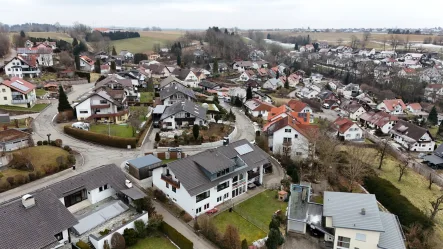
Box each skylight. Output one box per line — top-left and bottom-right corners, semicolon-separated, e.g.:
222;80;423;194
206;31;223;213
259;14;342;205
234;144;253;155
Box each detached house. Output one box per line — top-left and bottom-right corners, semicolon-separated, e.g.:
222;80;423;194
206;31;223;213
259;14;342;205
232;61;253;72
406;103;422;113
288;100;313;114
0;77;37;108
3;56;40;78
79;55;95;71
172;68;199;88
244;99;275;119
74;90;128;123
359;111;398;134
239;70;256;81
341;100;366;120
425;84;443;102
152;140;271;216
390;120;435;152
263;78;283;90
160;81;196;106
159;100;207;129
331;117;363;141
377;99;406;115
17;45;54;66
143;63;171;78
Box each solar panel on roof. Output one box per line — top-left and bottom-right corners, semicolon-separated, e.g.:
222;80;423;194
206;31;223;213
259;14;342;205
11;81;29;92
234;144;253;155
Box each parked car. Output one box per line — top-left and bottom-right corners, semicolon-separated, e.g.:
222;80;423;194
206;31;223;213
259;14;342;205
72;122;89;130
322;103;330;109
206;208;218;215
168;147;182;152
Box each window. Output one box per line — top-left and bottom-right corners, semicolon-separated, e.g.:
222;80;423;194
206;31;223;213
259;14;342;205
79;110;88;114
337;236;350;249
99;186;103;192
3;97;6;100
285;128;291;133
355;233;366;242
196;207;202;214
294;134;298;138
217;196;222;202
204;203;209;210
224;193;229;199
217;181;230;192
100;100;107;104
166;182;169;188
196;191;210;203
296;152;303;156
172;186;176;193
1;89;5;92
283;137;292;143
104;184;108;190
216;168;230;177
54;231;63;241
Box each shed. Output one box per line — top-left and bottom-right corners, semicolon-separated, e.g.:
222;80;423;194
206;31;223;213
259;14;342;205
127;155;162;180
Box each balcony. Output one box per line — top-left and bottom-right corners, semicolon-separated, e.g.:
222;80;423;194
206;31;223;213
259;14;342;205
11;99;32;104
11;92;23;96
247;170;260;180
161;174;180;189
232;179;246;188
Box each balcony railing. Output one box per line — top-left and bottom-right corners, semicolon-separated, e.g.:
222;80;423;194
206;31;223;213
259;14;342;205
11;99;31;104
161;174;180;189
247;170;260;180
232;179;246;188
11;92;23;96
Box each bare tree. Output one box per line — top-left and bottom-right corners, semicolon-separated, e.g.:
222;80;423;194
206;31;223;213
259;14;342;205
337;38;344;46
0;33;10;58
361;32;371;48
390;34;401;52
350;35;360;49
376;136;391;170
58;51;74;69
405;223;436;249
381;36;388;51
397;160;408;182
429;194;443;221
404;35;411;52
343;147;371;192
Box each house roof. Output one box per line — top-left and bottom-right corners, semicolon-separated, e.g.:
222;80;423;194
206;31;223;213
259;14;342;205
159;82;196;101
198;81;219;89
2;77;36;94
80;55;94;66
167;139;269;196
244;99;275;112
128;154;162;169
76;90;121;107
378;212;406;249
172;68;193;81
153;105;167;114
258;67;269;76
390;119;431;142
287;99;308;112
160;100;207;121
268;105;289;121
323;192;385;232
341;100;363;113
359;111;398;127
17;54;38;67
332;117;356;133
0;189;78;249
265;78;282;87
234;61;253;67
0;129;30;142
288;112;311;125
265;115;316;138
381;99;406;112
159;75;183;89
146;63;168;75
407;103;422;110
95;75;134;89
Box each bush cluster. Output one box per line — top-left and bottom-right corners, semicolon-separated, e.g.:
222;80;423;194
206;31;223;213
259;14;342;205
154;189;167;202
75;240;90;249
364;176;433;229
64;126;137;148
160;222;193;249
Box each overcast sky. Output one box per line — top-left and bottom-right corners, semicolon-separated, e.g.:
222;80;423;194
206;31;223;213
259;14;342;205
1;0;442;29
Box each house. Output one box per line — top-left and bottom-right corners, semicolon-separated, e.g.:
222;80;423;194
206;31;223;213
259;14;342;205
425;84;443;102
404;53;424;60
265;115;316;158
209;62;228;72
172;68;199;88
17;46;54;66
253;90;273;104
390;120;435;152
148;53;161;60
227;87;247;103
300;44;314;52
379;50;397;58
298;87;319;99
263;78;283;90
287;184;406;249
2;56;40;78
267;105;290;122
143;63;171;78
287;73;301;87
159;100;207;129
406;103;422;113
377;99;406;115
94;74;139;101
341;100;366;120
0;129;31;151
127;154;163;184
423;144;443;169
339;83;360;99
244;99;275;119
252;60;268;69
245;80;262;91
79;55;95;71
232;61;254;72
359;111;398;134
160;81;196;106
331;117;363;141
198;81;220;91
288;99;313;114
119;50;134;60
239;70;256;81
311;73;323;83
0;77;37;108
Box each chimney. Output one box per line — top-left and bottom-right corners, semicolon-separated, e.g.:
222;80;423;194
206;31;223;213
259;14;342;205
125;179;133;188
361;208;366;215
22;194;35;209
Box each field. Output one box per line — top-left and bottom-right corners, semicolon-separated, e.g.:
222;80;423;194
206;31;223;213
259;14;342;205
111;31;183;54
9;32;73;43
129;235;177;249
89;124;134;138
0;103;49;112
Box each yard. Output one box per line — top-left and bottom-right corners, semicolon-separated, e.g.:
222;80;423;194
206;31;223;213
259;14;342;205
129;106;150;121
213;211;267;243
111;31;183;54
129;235;177;249
0;103;49;112
89;124;135;138
36;89;47;97
140;92;154;103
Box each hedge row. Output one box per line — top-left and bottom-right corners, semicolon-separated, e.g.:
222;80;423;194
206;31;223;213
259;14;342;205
64;126;137;148
160;222;193;249
363;176;433;229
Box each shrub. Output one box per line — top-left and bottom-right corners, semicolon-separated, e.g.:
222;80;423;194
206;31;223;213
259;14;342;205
9;153;33;171
64;126;137;148
364;176;433;229
0;172;3;178
198;215;222;246
42;140;48;145
50;141;57;146
63;145;72;152
110;232;125;249
67;154;76;165
99;229;110;236
182;213;193;222
28;173;36;181
154;189;167;202
76;240;90;249
134;220;147;238
6;177;14;186
55;139;63;147
147;214;164;232
123;228;138;246
15;174;29;185
160;222;193;249
0;180;11;192
133;196;155;214
37;141;43;146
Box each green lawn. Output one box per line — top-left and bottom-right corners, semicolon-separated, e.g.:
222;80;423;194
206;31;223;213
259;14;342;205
429;126;438;137
161;159;177;164
36;89;47;97
213;211;267;243
90;124;134;138
130;236;177;249
130;106;149;121
140;92;154;103
0;103;49;112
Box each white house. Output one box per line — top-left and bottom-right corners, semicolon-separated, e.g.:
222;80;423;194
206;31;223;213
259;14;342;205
341;100;366;120
119;50;134;60
159;82;197;106
3;56;41;78
298;87;319;99
232;61;254;72
159;100;207;130
331;117;363;141
404;53;424;60
228;87;247;102
152;140;271;216
311;73;323;83
406;103;422;113
425;84;443;102
79;55;95;71
377;99;406;115
359;111;398;134
263;78;283;90
17;46;54;66
288;99;313;114
244;99;275;119
390;120;435;152
172;68;199;88
239;70;256;82
0;77;37;108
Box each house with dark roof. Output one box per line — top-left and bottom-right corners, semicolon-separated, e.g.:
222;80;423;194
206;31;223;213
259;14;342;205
171;68;199;88
198;80;220;91
287;184;406;249
2;56;41;78
423;144;443;169
232;60;254;72
390;120;435;152
144;63;171;78
152;139;271;216
0;77;37;108
341;100;366;120
331;117;363;141
209;62;228;72
160;100;207;129
359;111;398;134
160;81;196;106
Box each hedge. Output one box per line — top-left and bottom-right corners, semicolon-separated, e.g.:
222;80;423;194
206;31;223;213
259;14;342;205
160;222;193;249
64;126;137;148
363;176;433;229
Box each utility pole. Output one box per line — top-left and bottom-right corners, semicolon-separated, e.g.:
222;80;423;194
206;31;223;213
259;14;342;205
47;133;51;144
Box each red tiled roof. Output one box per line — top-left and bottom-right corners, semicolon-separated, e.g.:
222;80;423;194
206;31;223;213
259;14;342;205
359;111;398;127
267;105;288;121
80;56;94;66
254;100;275;112
408;103;422;110
382;99;406;111
288;112;311;125
2;77;36;94
403;68;416;74
332;117;355;133
287;99;307;112
264;115;318;139
94;28;110;32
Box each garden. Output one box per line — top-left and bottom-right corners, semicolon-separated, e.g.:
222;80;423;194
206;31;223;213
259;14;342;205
89;124;135;138
0;103;49;112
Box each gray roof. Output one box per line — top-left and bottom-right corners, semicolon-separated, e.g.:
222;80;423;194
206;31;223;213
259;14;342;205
153;105;167;114
172;68;192;81
288;184;323;225
0;189;78;249
160;100;207;121
95;75;133;89
423;154;443;165
128;155;162;169
159;75;182;89
390;120;431;142
198;81;219;89
0;113;10;123
159;82;196;101
120;188;147;200
192;150;236;174
323;192;384;232
378;212;406;249
167;139;269;196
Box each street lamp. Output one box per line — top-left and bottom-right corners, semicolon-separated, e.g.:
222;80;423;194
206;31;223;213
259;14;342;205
47;133;51;144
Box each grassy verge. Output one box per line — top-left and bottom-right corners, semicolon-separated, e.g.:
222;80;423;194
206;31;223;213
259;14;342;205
36;89;47;97
140;92;154;103
161;159;176;164
213;211;266;243
129;235;177;249
0;103;49;112
89;124;134;138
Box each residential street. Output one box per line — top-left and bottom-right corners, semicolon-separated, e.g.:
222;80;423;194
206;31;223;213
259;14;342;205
219;100;256;142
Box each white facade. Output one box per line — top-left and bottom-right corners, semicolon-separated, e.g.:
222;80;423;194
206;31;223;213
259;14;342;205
349;107;366;120
163;94;195;107
181;71;199;88
88;185;117;204
3;58;40;78
270;125;309;159
332;227;380;249
0;84;36;108
37;53;54;66
339;123;363;141
0;137;30;151
239;72;250;81
161;112;206;130
377;102;404;115
79;58;94;72
392;132;435;152
74;94;121;122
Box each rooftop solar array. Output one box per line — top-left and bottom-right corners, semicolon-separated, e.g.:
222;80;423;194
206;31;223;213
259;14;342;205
234;144;253;155
11;81;30;92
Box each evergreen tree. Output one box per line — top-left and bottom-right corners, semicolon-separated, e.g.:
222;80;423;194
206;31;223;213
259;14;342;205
20;30;26;38
74;54;80;70
269;217;280;230
58;85;72;112
224;29;229;34
438;117;443;138
155;132;161;143
72;38;78;47
428;106;438;126
213;59;219;74
112;46;117;55
267;33;271;39
265;228;284;249
344;72;351;85
307;34;310;44
110;61;116;72
94;58;101;74
294;43;299;50
241;239;248;249
246;86;253;100
284;79;289;89
177;54;181;67
276;70;280;79
193;124;200;140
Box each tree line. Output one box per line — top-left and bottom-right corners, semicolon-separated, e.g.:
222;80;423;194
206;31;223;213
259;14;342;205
86;31;140;41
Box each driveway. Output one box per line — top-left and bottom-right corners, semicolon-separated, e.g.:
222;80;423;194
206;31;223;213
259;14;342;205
316;109;339;121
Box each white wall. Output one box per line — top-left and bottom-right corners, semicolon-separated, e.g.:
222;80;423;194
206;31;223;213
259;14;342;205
393;132;435;152
0;85;12;105
87;186;116;204
76;98;91;120
342;124;363;141
272;125;309;159
350;107;366;120
333;227;380;249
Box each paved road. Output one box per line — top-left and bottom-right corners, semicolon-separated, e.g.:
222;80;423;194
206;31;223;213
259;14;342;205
219;101;256;142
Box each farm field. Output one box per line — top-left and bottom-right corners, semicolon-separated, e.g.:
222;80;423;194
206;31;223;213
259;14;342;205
111;31;183;54
11;32;74;43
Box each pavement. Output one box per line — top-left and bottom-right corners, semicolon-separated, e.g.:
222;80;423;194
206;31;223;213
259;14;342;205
219;101;256;142
315;108;340;121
